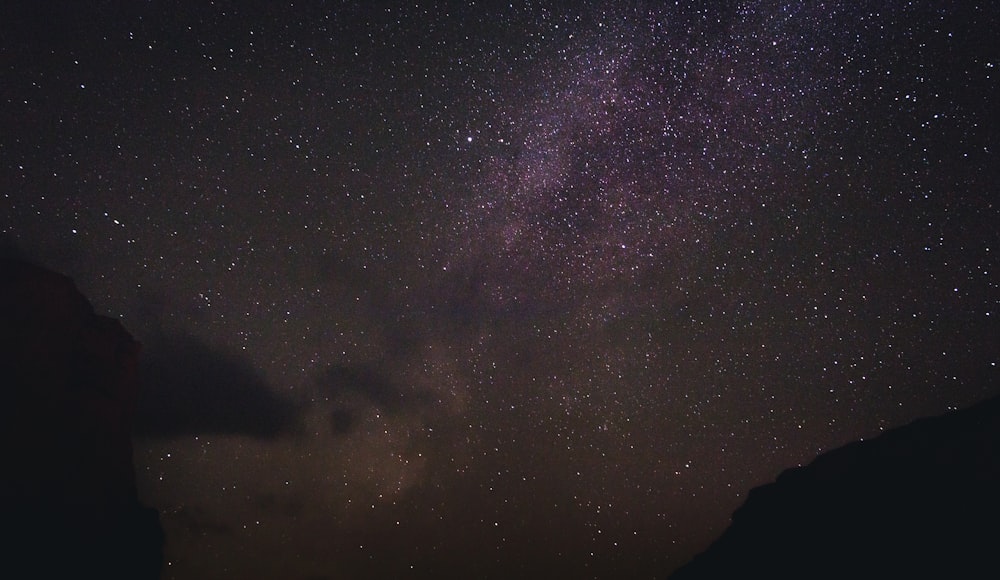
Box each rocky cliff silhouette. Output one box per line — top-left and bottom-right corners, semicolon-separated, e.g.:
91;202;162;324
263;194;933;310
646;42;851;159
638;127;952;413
670;393;1000;579
0;259;163;579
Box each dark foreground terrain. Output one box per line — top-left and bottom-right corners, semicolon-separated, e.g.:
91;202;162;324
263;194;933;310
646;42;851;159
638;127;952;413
0;259;163;579
671;392;1000;579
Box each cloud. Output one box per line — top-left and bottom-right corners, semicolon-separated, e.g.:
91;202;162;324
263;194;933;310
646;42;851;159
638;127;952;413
255;492;305;518
319;364;415;411
328;406;356;435
166;505;234;537
135;332;301;438
316;362;435;436
0;233;26;260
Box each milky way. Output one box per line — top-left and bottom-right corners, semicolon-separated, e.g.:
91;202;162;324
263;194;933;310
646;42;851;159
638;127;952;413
2;1;997;578
444;2;866;317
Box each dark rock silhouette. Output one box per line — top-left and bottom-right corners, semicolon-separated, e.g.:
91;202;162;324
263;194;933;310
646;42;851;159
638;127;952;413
0;259;163;579
669;394;1000;579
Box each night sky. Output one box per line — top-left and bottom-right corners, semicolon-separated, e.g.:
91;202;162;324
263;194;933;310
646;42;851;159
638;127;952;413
2;1;998;578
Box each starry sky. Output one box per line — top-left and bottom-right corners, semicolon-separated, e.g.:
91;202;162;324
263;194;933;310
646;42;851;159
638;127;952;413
2;1;998;578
